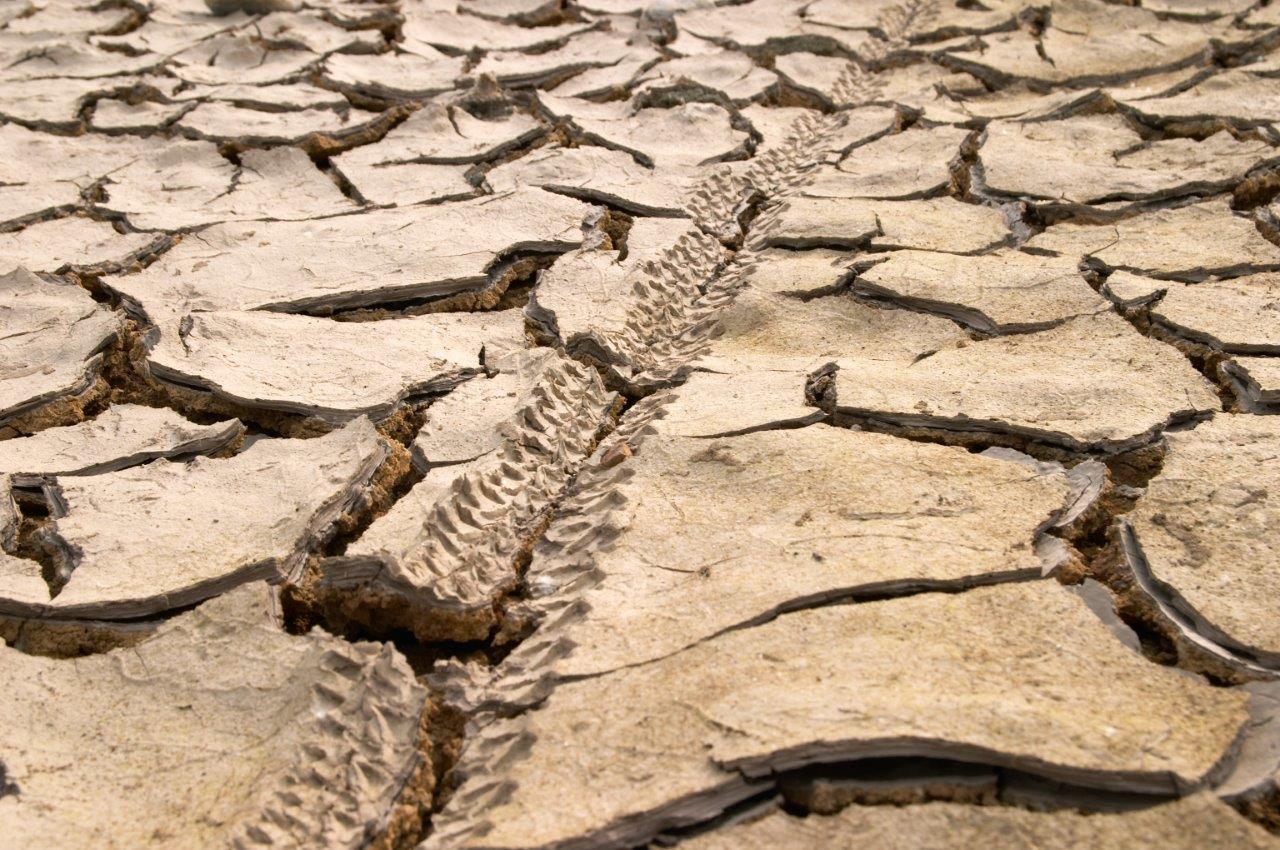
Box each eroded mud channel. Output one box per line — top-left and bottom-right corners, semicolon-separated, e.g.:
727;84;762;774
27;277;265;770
3;0;1280;846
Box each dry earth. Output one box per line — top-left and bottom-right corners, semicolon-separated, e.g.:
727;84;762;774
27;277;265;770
2;0;1280;846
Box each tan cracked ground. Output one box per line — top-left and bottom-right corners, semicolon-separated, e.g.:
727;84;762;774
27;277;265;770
1;0;1280;847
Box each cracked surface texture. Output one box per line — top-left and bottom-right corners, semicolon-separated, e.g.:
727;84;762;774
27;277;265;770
2;0;1280;845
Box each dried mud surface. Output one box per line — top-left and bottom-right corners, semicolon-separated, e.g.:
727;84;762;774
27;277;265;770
3;0;1280;847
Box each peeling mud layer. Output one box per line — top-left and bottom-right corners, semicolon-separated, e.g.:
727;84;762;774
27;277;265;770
3;0;1280;847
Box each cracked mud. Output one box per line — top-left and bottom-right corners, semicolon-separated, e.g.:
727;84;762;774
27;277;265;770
2;0;1280;847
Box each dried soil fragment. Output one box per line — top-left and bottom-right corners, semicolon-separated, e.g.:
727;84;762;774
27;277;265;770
144;308;522;425
100;145;357;230
170;33;315;86
766;197;1009;254
471;31;644;88
0;268;118;436
673;0;871;56
401;10;595;53
635;51;777;104
854;249;1110;334
739;248;858;297
1224;356;1280;411
829;311;1220;453
485;145;696;217
430;582;1246;849
1123;415;1280;670
1026;200;1280;281
1104;271;1280;354
979;114;1280;213
945;0;1229;86
537;93;751;169
2;418;389;620
702;286;967;376
0;582;428;849
322;49;464;101
0;217;156;274
176;101;392;149
1119;69;1280;132
0;404;243;486
803;125;971;200
109;190;590;316
334;102;543;167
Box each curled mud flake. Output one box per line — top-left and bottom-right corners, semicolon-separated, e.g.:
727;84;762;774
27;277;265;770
977;114;1280;218
1026;200;1280;282
0;418;390;622
0;268;119;439
827;311;1221;455
1122;415;1280;673
0;404;244;486
107;189;593;319
852;249;1110;335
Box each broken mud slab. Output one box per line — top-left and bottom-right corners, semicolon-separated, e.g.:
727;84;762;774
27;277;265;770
695;284;968;392
0;418;389;627
1104;271;1280;355
0;582;430;849
328;159;477;208
679;284;966;430
0;267;119;439
0;124;165;226
1217;681;1280;819
96;144;359;231
677;794;1280;849
671;0;873;58
108;189;591;318
0;404;244;488
536;93;751;170
333;101;544;168
322;49;465;103
851;249;1110;335
1117;68;1280;136
471;31;649;90
140;308;523;429
484;145;707;218
649;369;827;437
175;101;400;155
0;217;159;275
763;196;1010;254
977;114;1280;219
479;414;1100;693
401;8;596;55
1026;200;1280;282
825;311;1221;456
1223;356;1280;412
801;124;970;200
310;352;617;643
737;248;859;297
428;581;1246;850
634;51;778;106
167;32;317;87
940;0;1232;87
1121;414;1280;674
